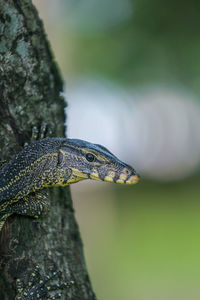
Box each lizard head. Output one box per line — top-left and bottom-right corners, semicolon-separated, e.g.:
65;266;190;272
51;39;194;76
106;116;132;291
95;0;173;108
57;139;140;185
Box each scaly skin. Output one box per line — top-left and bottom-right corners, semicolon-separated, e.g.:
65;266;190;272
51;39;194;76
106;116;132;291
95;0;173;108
15;265;73;300
0;137;139;230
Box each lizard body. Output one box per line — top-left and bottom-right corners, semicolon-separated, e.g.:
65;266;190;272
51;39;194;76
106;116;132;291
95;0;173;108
0;137;139;230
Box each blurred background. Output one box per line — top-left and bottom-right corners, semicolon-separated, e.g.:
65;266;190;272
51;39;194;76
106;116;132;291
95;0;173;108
33;1;200;299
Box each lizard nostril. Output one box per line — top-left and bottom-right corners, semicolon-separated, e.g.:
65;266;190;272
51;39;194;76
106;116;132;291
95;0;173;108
124;169;130;175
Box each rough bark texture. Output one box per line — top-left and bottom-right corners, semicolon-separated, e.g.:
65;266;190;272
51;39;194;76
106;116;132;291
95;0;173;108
0;0;96;299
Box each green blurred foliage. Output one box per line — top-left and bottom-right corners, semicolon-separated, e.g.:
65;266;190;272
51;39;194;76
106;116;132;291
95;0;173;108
54;0;200;93
75;177;200;300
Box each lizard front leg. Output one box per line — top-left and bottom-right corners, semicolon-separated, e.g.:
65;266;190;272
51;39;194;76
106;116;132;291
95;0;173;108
31;122;54;142
0;190;49;219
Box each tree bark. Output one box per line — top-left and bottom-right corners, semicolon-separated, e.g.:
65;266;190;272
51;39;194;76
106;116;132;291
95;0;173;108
0;0;96;299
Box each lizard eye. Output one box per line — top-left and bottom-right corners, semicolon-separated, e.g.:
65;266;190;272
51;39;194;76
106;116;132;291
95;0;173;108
86;153;95;162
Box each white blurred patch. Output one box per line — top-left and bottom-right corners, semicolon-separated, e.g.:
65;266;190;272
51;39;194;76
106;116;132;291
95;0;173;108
128;90;200;180
65;79;129;152
65;79;200;181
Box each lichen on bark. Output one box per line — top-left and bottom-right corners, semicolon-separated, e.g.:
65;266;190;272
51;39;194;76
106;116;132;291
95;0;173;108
0;0;96;299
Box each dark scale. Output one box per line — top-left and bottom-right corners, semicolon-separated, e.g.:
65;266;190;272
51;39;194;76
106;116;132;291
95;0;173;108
0;137;139;230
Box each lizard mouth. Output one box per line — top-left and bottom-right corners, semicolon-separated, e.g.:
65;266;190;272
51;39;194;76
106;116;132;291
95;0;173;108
89;170;140;185
115;174;140;184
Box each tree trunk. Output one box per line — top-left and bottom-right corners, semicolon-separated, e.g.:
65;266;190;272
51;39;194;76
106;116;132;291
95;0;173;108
0;0;96;299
